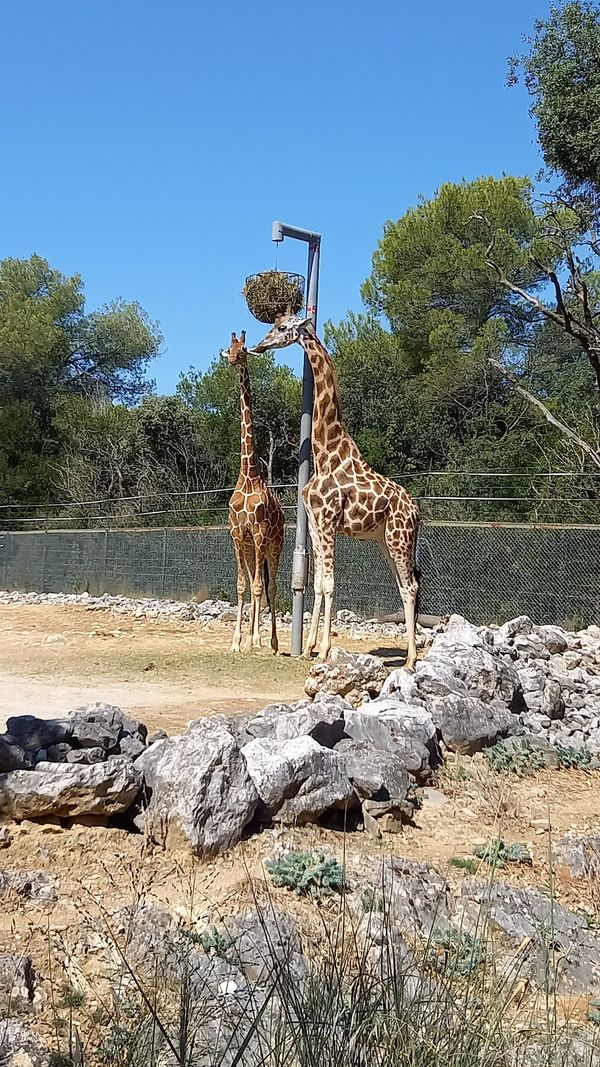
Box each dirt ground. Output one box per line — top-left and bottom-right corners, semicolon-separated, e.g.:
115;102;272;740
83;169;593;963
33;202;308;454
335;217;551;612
0;603;387;732
2;602;600;1054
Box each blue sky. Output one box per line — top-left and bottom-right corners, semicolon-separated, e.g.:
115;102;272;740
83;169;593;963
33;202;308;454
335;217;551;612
2;0;547;393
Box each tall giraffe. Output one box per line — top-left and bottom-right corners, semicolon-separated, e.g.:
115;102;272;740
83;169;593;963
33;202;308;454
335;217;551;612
223;330;284;653
253;313;420;668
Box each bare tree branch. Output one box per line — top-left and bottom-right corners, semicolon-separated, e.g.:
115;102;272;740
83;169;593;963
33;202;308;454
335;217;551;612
488;357;600;469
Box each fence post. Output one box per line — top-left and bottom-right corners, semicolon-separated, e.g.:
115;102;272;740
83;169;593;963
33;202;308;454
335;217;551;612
0;533;7;590
101;529;108;595
42;532;49;593
161;528;168;597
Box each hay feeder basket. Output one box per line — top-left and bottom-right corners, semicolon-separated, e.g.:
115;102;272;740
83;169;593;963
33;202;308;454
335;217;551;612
243;270;305;324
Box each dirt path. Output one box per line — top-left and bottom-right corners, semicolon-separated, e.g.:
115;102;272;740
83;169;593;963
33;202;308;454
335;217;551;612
0;603;395;733
0;604;315;732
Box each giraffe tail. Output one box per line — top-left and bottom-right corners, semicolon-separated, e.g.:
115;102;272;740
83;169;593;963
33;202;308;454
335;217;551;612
263;559;270;604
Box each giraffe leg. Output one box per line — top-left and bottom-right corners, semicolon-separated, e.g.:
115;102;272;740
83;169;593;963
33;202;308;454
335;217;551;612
251;544;266;650
383;525;419;672
316;528;336;662
304;507;324;657
230;536;246;654
265;549;280;654
242;542;256;652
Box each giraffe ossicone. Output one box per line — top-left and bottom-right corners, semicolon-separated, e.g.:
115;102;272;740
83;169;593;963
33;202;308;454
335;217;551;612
253;313;420;670
225;330;284;654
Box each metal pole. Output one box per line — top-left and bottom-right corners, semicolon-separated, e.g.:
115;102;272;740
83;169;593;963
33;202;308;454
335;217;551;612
290;239;320;655
271;220;321;656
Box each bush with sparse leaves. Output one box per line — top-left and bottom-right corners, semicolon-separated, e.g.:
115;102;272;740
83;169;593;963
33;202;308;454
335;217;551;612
473;837;532;869
265;850;345;900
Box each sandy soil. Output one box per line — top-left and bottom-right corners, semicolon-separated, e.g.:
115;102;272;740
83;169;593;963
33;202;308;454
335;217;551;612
0;604;318;732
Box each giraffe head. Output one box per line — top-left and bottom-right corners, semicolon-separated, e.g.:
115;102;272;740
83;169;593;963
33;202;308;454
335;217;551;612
222;330;248;366
252;309;314;352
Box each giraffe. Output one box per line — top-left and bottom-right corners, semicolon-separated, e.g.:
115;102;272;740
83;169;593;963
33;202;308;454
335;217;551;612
223;330;284;654
253;313;420;669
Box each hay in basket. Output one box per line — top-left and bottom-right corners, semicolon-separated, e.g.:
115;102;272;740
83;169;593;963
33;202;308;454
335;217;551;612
243;271;305;324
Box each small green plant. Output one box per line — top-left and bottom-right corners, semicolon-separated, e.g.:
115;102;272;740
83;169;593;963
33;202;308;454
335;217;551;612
424;927;484;977
473;837;532;869
487;738;596;776
555;742;593;769
360;887;384;913
448;856;478;874
58;984;86;1010
196;925;234;956
265;850;345;900
97;1022;137;1063
486;738;549;776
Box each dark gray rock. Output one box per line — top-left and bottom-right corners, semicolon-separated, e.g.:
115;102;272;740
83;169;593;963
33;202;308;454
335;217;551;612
224;906;308;984
241;735;353;824
0;757;141;819
458;880;600;995
0;870;56;903
5;716;72;753
65;746;106;765
542;679;564;720
335;738;412;802
0;737;28;773
70;702;147;749
382;857;450;936
0;1020;49;1067
136;717;258;854
0;954;36;1012
116;904;248;999
147;729;168;745
118;735;146;760
45;742;72;763
554;834;600;881
244;699;346;748
426;693;517;754
343;699;440;782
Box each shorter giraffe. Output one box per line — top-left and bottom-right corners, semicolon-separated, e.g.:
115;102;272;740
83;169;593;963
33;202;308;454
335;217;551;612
254;313;420;668
224;330;284;653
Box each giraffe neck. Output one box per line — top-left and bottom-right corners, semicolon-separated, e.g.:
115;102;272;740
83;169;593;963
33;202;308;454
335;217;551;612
238;361;259;480
300;334;353;467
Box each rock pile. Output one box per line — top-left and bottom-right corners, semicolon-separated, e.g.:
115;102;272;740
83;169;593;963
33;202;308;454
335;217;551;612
1;611;600;848
0;704;147;819
0;589;433;640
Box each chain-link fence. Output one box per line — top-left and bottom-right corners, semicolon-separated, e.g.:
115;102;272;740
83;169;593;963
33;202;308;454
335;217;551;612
1;520;599;627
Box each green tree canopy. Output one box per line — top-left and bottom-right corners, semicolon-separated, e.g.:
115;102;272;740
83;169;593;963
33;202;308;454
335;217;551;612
178;351;301;485
509;0;600;197
0;255;161;408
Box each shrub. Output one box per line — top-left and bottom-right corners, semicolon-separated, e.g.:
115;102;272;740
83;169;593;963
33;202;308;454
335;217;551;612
265;850;345;899
424;927;485;978
486;738;549;776
473;837;532;868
